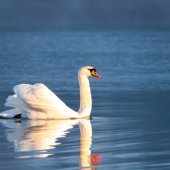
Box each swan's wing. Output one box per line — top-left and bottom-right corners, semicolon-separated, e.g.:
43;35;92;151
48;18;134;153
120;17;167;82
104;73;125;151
12;84;72;114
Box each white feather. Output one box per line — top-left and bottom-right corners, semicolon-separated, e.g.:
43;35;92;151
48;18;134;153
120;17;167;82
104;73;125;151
0;66;101;119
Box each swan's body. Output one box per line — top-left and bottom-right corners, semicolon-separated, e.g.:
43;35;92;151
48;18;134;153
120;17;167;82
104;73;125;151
0;66;101;119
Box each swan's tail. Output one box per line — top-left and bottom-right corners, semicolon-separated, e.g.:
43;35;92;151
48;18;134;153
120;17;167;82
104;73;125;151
0;94;27;118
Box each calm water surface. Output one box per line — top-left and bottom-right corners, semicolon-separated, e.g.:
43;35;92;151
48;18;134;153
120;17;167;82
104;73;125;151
0;30;170;170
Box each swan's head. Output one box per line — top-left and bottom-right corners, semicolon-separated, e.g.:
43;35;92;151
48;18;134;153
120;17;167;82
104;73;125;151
79;66;101;79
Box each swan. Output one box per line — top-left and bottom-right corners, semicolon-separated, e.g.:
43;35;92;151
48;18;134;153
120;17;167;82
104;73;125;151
0;66;101;119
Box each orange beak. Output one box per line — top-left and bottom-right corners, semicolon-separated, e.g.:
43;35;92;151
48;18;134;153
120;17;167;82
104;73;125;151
91;70;102;79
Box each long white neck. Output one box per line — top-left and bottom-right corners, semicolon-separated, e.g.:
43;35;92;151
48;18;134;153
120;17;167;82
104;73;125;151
78;74;92;118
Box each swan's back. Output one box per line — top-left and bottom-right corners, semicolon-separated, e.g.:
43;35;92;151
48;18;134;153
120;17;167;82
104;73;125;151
13;84;66;112
3;84;77;119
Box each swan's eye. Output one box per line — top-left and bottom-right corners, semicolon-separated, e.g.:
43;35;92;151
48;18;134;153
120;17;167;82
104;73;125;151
88;68;96;73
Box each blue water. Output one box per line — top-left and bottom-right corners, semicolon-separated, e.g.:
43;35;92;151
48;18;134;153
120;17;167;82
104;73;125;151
0;30;170;170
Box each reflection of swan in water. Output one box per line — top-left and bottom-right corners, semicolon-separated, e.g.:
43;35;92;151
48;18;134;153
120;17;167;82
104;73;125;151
79;120;101;169
0;119;101;167
1;119;78;155
79;119;92;167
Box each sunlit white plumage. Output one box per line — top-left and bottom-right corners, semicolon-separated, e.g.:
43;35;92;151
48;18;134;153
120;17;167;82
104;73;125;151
0;66;101;119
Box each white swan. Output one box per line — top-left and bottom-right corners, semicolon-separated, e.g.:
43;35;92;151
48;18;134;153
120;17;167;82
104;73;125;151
0;66;101;119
